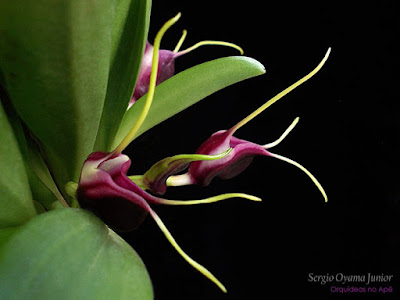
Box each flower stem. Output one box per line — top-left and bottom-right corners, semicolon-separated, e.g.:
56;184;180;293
269;152;328;202
112;13;182;154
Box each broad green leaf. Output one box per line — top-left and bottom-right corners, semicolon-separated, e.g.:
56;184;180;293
0;101;36;228
111;56;266;150
18;125;68;209
3;97;67;210
0;0;114;187
0;227;20;247
26;166;65;211
0;208;153;300
95;0;151;152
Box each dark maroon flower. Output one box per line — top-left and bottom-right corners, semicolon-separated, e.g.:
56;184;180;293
77;152;157;231
78;151;259;230
165;48;332;203
129;42;178;107
188;130;272;186
128;31;243;108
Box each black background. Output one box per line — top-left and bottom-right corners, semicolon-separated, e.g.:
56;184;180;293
122;1;400;299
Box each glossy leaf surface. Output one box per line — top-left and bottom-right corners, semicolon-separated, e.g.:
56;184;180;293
0;0;114;185
0;101;36;228
112;56;266;150
0;208;153;300
95;0;151;151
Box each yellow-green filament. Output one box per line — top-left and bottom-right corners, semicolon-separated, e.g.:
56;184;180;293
263;117;299;149
155;148;232;167
270;152;328;202
113;13;182;154
159;193;261;205
231;48;331;134
173;29;187;52
178;39;244;55
149;209;227;293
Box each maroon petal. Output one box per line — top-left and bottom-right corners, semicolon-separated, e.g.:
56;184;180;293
130;42;179;107
188;130;271;186
78;152;161;231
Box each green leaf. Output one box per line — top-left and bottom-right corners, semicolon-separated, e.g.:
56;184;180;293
0;0;114;186
3;100;68;209
0;208;153;300
0;101;36;228
111;56;266;150
95;0;151;152
0;227;20;247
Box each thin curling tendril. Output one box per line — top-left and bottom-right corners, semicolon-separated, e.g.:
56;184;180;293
157;192;261;205
230;48;331;134
173;29;244;55
149;208;227;293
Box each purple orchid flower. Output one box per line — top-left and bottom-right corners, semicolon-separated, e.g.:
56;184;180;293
183;118;328;203
128;30;243;108
188;129;278;186
78;151;156;231
129;41;176;107
78;150;253;230
163;49;332;203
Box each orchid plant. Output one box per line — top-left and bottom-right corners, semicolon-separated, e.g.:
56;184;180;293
0;1;330;299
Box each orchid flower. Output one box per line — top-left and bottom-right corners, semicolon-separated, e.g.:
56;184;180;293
136;49;331;203
128;29;243;108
